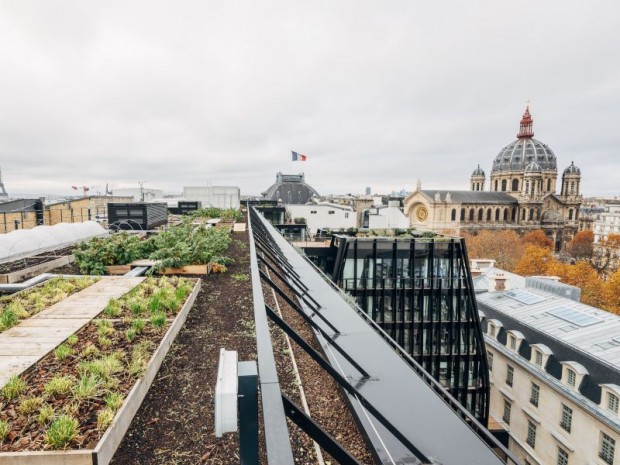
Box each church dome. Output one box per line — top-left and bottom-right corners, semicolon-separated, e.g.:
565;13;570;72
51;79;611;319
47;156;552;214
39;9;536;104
563;161;581;176
262;172;320;205
491;107;557;174
471;164;485;177
525;161;542;173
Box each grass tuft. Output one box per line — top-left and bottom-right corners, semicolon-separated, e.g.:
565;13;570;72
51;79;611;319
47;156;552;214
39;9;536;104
45;415;78;449
1;375;27;400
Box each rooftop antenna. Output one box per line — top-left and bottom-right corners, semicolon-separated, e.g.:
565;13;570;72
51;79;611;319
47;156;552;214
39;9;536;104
0;166;7;197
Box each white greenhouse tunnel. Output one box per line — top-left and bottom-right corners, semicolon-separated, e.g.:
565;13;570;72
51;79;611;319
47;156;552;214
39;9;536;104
0;222;108;262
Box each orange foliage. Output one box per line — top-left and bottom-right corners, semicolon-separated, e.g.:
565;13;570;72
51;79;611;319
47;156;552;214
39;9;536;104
566;230;594;259
462;230;524;272
604;269;620;314
602;233;620;248
514;245;556;276
522;230;553;249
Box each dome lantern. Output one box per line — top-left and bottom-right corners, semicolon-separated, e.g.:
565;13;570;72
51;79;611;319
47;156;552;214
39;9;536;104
517;105;534;139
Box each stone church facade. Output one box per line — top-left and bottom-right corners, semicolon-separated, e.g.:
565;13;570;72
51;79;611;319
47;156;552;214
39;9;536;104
404;107;582;249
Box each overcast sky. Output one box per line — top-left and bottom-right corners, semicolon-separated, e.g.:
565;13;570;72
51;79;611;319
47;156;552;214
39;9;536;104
1;1;619;198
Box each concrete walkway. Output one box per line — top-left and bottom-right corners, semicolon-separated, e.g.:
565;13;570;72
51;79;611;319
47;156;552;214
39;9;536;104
0;277;144;387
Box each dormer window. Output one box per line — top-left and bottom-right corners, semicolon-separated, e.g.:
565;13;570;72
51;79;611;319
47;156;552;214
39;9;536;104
608;393;619;414
509;335;516;350
535;350;543;366
567;369;576;387
561;361;588;391
506;330;524;352
489;324;496;337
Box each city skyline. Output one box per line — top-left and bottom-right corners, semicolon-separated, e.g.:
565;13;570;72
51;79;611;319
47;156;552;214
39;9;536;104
1;1;619;197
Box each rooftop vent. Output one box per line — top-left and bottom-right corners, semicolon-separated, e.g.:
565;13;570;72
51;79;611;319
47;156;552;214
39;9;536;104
525;277;581;302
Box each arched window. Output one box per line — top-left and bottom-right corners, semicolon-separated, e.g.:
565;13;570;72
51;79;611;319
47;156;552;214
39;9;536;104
547;179;551;192
521;209;526;220
570;181;575;194
501;179;507;191
451;209;456;221
494;180;498;191
568;209;573;220
512;179;519;191
486;209;492;221
529;209;534;220
495;209;500;221
504;208;509;221
460;209;465;221
469;209;474;221
525;180;530;194
512;208;517;222
478;209;483;221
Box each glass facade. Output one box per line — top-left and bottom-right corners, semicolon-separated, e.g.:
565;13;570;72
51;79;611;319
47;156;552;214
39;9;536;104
324;236;490;424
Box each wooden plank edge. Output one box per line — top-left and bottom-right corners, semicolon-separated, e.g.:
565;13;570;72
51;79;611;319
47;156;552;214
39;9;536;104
2;255;73;284
92;279;201;465
0;450;92;465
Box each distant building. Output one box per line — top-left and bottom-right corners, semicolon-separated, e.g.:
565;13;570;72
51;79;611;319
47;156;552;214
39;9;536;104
261;172;319;205
404;107;583;250
474;263;619;465
113;187;164;202
182;186;240;210
285;202;355;233
362;199;410;229
594;201;620;243
365;186;371;195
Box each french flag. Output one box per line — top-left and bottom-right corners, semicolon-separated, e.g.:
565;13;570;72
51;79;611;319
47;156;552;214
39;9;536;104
291;151;307;161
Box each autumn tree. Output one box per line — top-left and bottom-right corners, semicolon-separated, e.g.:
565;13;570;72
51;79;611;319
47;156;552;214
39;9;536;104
602;233;620;248
514;245;556;276
603;269;620;314
522;230;554;249
566;230;594;259
461;230;525;271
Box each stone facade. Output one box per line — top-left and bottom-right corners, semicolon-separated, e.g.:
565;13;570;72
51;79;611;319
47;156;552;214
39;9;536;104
404;107;583;249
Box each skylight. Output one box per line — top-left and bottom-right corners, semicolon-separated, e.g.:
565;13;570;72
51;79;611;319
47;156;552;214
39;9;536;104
549;307;602;328
504;289;545;305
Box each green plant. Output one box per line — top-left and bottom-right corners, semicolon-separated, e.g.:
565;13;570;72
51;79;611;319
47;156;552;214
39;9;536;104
79;355;123;380
45;415;78;449
150;311;166;328
0;420;10;442
96;319;114;336
45;375;74;397
128;341;154;377
81;343;100;358
66;334;78;346
0;308;19;331
131;318;146;333
54;344;73;360
104;392;124;411
73;233;154;275
96;407;115;431
125;328;136;342
1;375;27;400
129;301;146;316
98;335;112;348
231;273;250;281
103;300;121;317
17;396;44;415
73;374;100;399
37;404;55;425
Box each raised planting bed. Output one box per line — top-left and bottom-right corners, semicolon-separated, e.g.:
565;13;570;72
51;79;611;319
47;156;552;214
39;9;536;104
0;276;200;464
74;224;232;276
105;262;215;276
0;277;98;332
0;247;76;284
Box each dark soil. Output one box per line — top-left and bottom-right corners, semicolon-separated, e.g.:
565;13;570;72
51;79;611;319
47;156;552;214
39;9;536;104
110;232;256;465
51;262;82;275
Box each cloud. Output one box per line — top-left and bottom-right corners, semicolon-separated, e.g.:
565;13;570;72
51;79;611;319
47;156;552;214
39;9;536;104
1;0;619;197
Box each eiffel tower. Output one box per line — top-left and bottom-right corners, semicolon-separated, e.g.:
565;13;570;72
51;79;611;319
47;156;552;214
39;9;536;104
0;167;8;198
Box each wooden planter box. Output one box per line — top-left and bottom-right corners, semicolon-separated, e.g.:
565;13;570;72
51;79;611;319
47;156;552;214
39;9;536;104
0;280;201;465
105;262;212;276
0;255;74;284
